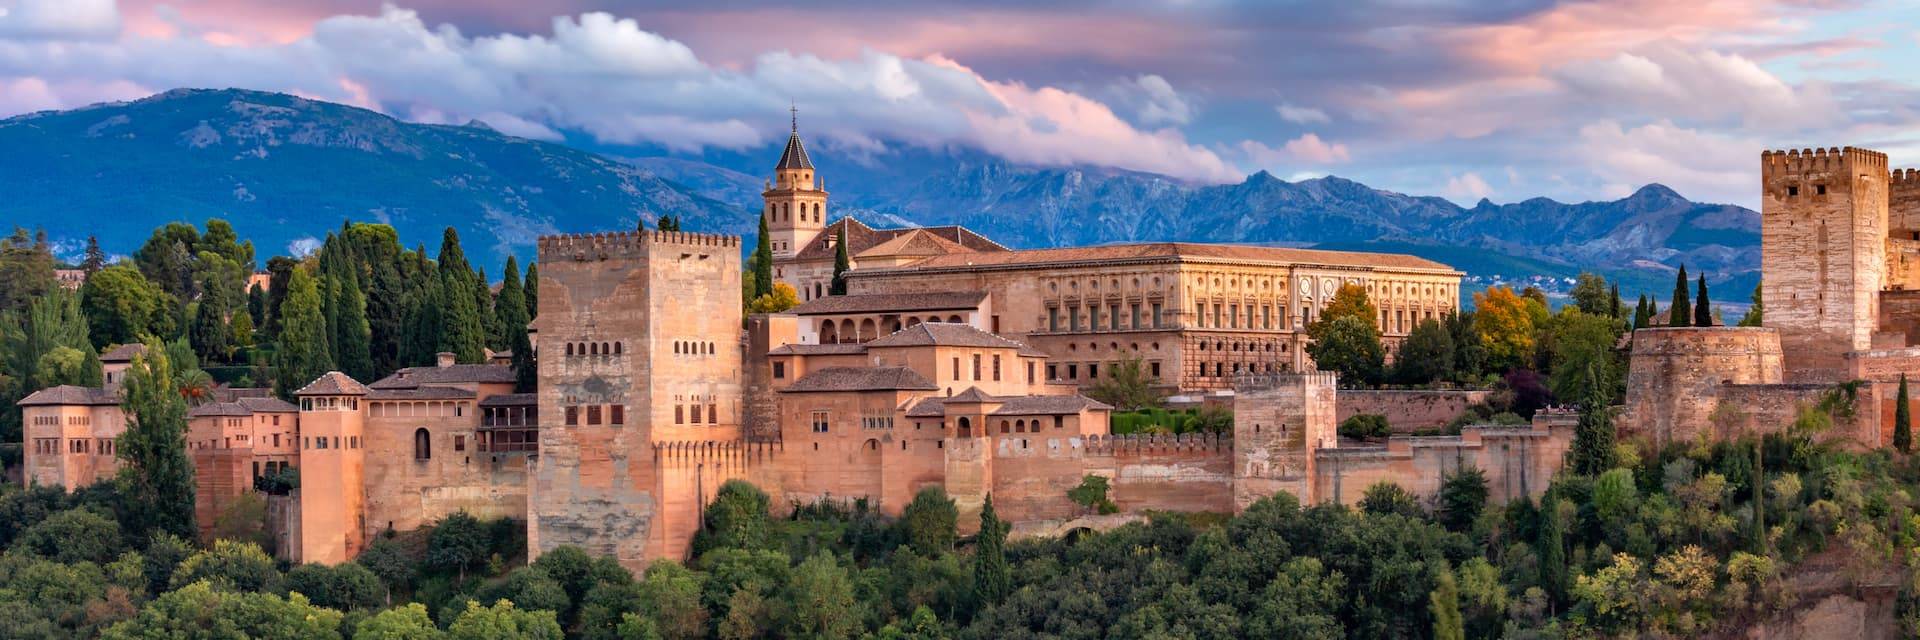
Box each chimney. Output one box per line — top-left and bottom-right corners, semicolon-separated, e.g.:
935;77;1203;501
436;352;456;368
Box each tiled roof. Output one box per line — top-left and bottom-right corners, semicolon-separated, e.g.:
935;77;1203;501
236;397;298;413
296;372;368;396
792;217;1005;263
776;132;813;170
189;402;252;417
783;366;939;393
904;393;1110;417
789;291;987;316
367;387;477;401
479;393;538;407
855;229;973;259
100;343;147;363
18;385;119;406
866;323;1031;350
861;242;1456;273
368;363;517;389
946;387;994;403
767;343;869;356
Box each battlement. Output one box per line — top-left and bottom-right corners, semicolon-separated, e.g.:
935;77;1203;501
536;230;741;262
1082;432;1231;454
1761;146;1888;177
1892;168;1920;188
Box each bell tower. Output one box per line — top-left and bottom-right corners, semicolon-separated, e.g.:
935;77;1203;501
762;106;828;261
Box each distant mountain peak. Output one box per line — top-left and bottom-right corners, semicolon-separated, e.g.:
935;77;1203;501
1629;183;1683;202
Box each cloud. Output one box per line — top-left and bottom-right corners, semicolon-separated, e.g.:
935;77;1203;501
1577;119;1755;203
1446;172;1494;201
1276;103;1330;125
1114;74;1194;126
1556;44;1838;129
0;0;120;40
1239;133;1352;168
0;4;1241;182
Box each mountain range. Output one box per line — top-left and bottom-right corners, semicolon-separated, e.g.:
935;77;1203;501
0;88;1758;299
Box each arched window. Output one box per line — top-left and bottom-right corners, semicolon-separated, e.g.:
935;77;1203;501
565;343;574;356
614;342;622;355
957;417;972;437
999;420;1010;434
413;428;431;460
602;342;611;355
589;343;599;355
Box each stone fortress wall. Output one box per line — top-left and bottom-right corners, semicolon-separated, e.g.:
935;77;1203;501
1335;389;1492;432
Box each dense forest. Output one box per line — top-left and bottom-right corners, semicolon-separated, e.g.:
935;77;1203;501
0;221;1916;638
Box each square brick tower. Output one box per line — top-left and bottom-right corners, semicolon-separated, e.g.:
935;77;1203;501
528;230;742;568
1761;147;1889;381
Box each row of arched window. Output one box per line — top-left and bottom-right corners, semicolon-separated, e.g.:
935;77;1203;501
674;341;716;356
565;341;624;357
767;201;822;224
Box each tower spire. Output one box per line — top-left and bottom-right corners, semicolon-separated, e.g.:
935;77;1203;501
791;102;798;134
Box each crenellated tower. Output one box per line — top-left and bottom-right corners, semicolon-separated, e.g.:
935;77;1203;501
762;107;828;261
1760;147;1889;381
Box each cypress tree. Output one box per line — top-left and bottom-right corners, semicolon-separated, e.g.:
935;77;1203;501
1608;283;1621;318
524;263;539;321
401;273;444;367
1739;280;1764;327
496;257;535;392
1669;265;1691;327
439;270;486;364
1897;373;1912;453
331;272;373;382
1537;492;1569;604
829;227;850;296
274;270;333;399
752;214;775;300
1633;295;1650;330
1694;275;1712;327
118;339;197;540
973;494;1010;607
1568;363;1617;475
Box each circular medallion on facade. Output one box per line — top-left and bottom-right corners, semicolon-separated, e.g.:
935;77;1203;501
1321;278;1336;297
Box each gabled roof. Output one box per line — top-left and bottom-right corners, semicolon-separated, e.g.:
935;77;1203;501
776;132;813;170
946;387;994;403
18;385;119;406
789;291;987;316
783;366;939;393
861;242;1456;273
101;343;147;363
296;372;368;396
368;364;517;389
866;323;1031;351
791;217;1006;263
237;397;299;413
855;229;972;259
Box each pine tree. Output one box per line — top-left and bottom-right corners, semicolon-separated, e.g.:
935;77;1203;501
1694;275;1712;327
1896;373;1911;454
331;272;373;382
1669;265;1691;327
829;227;850;296
81;235;107;274
1568;363;1617;475
973;494;1010;607
118;339;197;540
274;270;333;399
751;214;775;300
496;257;535;393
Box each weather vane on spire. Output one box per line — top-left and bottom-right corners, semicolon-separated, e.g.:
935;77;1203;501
790;102;798;134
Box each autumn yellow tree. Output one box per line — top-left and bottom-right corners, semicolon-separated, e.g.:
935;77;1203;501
1320;282;1378;326
747;282;800;314
1473;286;1535;373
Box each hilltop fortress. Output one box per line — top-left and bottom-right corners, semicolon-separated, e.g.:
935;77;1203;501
1623;146;1920;447
24;122;1590;570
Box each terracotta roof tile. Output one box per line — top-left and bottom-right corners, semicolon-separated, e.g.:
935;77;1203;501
789;291;987;316
859;242;1455;273
295;372;368;396
866;323;1030;350
188;402;252;417
100;343;147;363
479;393;538;407
236;397;299;413
366;387;477;401
904;393;1110;417
792;218;1005;262
368;364;517;389
783;366;939;392
18;385;119;406
767;343;870;356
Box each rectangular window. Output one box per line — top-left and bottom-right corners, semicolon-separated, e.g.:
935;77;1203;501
992;315;1001;333
1070;307;1081;331
1152;303;1163;328
611;405;624;425
1230;304;1239;328
952;357;961;380
454;435;466;452
1067;364;1078;379
708;404;718;424
812;411;830;433
773;362;786;379
675;405;685;424
1055;416;1065;430
1048;307;1059;331
1089;305;1100;330
972;354;982;380
1047;364;1058;380
1214;304;1224;327
1195;304;1206;328
992;355;1002;381
1130;304;1141;329
1089;363;1099;379
1027;361;1035;385
689;404;703;424
587;405;602;425
565;406;579;426
1150;361;1161;378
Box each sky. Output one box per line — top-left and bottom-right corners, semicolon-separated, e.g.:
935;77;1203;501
1;0;1917;208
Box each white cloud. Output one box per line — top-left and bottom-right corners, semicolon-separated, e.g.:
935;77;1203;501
1577;119;1755;204
0;0;119;40
1556;44;1838;129
1239;133;1352;169
1276;103;1330;125
0;5;1241;182
1446;172;1494;201
1116;74;1194;126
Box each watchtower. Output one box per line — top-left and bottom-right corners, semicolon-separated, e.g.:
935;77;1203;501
1760;147;1889;381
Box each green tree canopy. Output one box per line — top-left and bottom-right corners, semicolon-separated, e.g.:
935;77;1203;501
1306;315;1384;387
118;339;197;540
274;269;333;399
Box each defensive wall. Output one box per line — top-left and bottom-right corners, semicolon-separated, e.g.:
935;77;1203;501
1335;389;1491;432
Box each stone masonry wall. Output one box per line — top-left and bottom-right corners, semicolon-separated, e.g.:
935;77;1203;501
1312;417;1573;507
1760;148;1888;381
1232;372;1337;507
1622;327;1784;446
1336;389;1491;431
